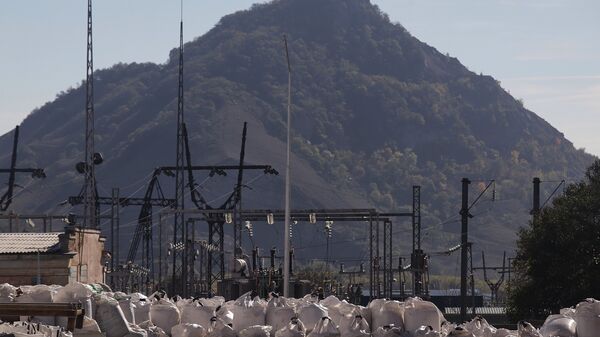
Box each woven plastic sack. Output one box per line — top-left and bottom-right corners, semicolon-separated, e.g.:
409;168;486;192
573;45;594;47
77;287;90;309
574;299;600;337
95;295;132;337
413;325;442;337
227;291;267;332
539;314;576;337
275;317;306;337
372;325;403;337
171;323;207;337
339;314;369;337
239;325;272;337
0;283;17;303
267;295;296;336
306;317;340;337
371;300;403;331
403;298;442;334
207;317;236;337
179;299;215;329
150;298;181;335
298;303;328;333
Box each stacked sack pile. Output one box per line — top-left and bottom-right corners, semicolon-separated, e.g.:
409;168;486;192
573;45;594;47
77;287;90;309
0;283;599;337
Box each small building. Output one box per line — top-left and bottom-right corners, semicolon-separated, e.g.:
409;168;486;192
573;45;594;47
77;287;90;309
0;227;106;286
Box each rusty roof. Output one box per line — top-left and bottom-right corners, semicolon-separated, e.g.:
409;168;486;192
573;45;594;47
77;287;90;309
0;232;62;254
445;307;507;315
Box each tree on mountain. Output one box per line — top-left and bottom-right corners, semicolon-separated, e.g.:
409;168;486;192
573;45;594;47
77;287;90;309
508;160;600;319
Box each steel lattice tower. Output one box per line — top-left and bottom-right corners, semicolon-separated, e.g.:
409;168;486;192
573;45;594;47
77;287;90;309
83;0;98;228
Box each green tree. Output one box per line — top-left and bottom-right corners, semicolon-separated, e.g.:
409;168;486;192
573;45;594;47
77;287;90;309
508;160;600;319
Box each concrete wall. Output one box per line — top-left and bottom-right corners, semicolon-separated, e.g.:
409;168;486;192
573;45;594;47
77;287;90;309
0;254;71;286
62;227;106;284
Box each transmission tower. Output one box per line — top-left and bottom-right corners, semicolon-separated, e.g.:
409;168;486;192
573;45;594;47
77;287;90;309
411;185;427;297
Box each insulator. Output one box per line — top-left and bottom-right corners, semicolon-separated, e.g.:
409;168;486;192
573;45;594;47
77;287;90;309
267;213;275;225
225;212;233;224
309;213;317;224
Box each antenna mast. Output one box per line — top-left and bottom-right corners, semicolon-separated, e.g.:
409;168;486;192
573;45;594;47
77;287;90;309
172;1;186;295
83;0;98;228
283;35;292;297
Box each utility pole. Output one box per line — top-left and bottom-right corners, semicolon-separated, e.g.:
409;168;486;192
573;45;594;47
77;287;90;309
83;0;98;229
0;126;46;212
283;34;292;298
173;7;186;296
532;177;541;223
110;188;120;288
460;178;471;322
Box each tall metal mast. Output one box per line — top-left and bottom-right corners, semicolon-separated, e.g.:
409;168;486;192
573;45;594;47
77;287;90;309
83;0;97;228
173;2;186;295
283;35;292;297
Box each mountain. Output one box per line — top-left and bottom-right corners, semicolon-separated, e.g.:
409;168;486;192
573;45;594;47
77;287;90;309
0;0;594;274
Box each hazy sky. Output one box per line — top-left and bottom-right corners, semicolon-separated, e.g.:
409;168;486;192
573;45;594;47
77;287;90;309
1;0;599;155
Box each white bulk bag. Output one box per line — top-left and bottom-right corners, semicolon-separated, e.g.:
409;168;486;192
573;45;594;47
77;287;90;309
228;292;267;332
138;320;169;337
371;301;403;331
325;302;356;329
207;317;236;337
267;296;296;336
239;325;272;337
539;314;576;337
114;292;136;324
445;327;475;337
95;295;132;337
517;321;542;337
367;299;387;317
339;314;369;337
306;317;340;337
0;283;17;303
320;296;342;309
180;300;215;328
16;284;59;325
275;317;306;337
440;321;456;336
463;316;494;337
373;325;404;337
199;297;225;309
574;298;600;337
128;325;149;337
216;304;235;326
54;282;95;328
150;298;181;335
133;299;151;323
298;303;328;333
74;316;102;334
171;323;207;337
492;329;516;337
403;298;442;334
413;326;441;337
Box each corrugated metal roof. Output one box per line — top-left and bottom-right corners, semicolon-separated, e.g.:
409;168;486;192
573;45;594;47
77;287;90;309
0;232;61;254
445;307;506;315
